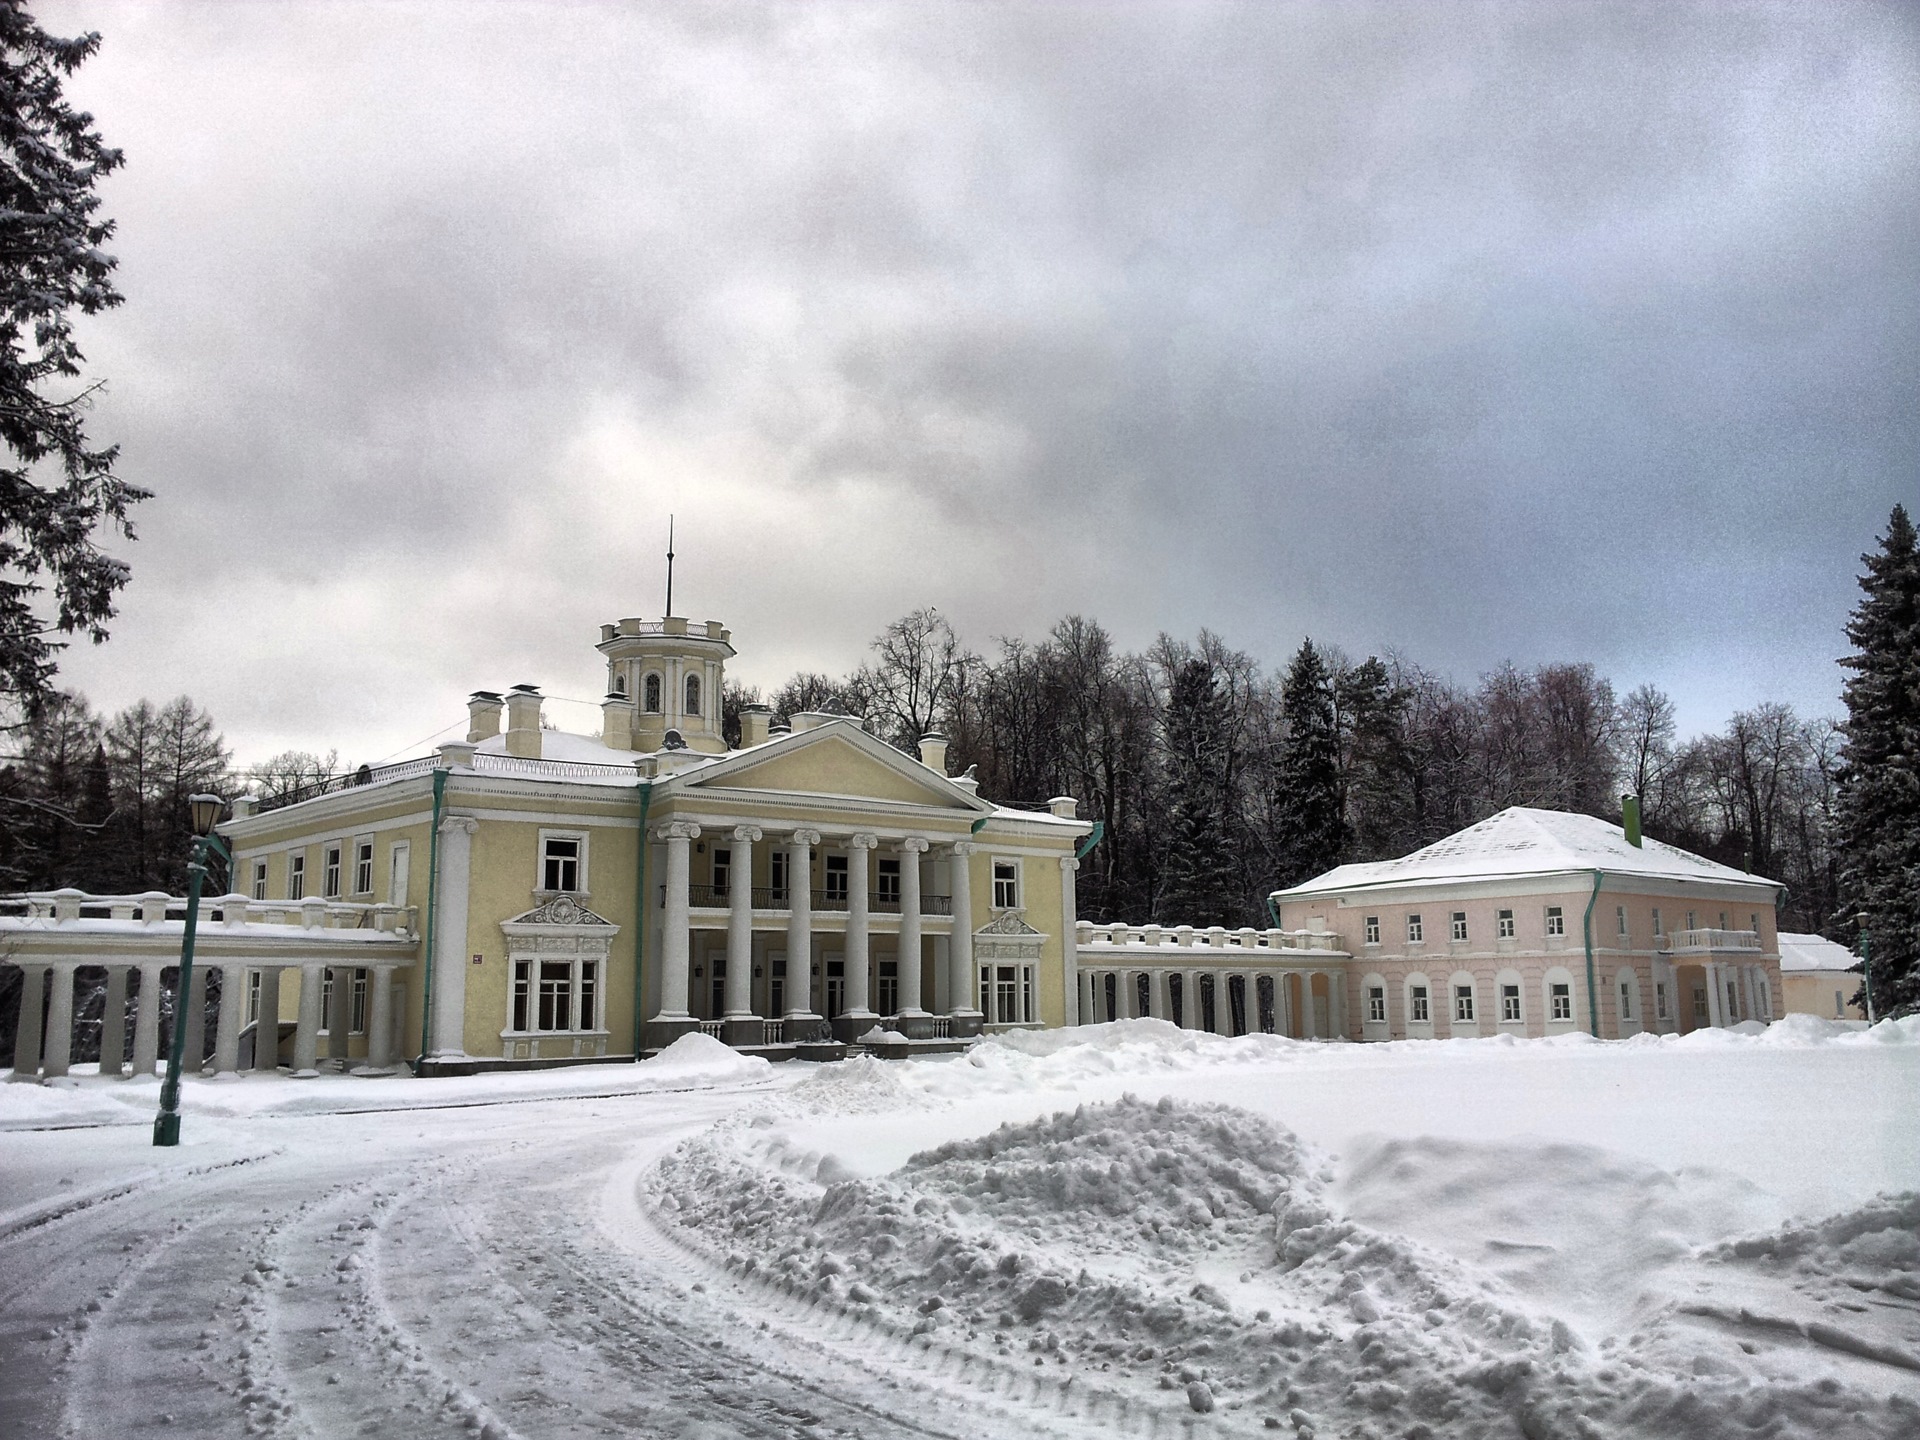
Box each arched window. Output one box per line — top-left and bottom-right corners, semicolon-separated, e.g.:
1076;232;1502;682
642;673;662;713
613;673;627;696
685;673;702;717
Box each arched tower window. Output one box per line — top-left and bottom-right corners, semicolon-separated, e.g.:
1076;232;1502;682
685;673;702;717
642;673;662;713
613;673;627;695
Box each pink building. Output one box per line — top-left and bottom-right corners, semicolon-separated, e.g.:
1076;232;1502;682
1272;806;1784;1042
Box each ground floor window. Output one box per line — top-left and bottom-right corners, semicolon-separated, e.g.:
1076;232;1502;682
1656;982;1669;1019
1454;985;1474;1022
1501;984;1522;1022
980;964;1034;1024
351;970;368;1034
1693;986;1709;1023
1367;987;1386;1023
512;957;599;1033
1410;985;1430;1022
1619;979;1634;1020
1549;982;1572;1021
247;971;261;1025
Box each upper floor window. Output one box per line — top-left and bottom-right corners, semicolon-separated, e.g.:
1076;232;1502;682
770;849;790;903
643;673;662;713
712;847;731;897
685;673;702;717
1450;912;1468;943
1545;906;1565;937
1497;909;1515;939
825;854;849;903
252;860;268;901
323;844;342;899
1364;915;1380;945
1686;910;1696;930
354;840;374;896
1406;913;1424;944
289;853;306;900
543;836;581;893
992;860;1019;909
1652;907;1663;936
1616;905;1628;937
877;858;901;905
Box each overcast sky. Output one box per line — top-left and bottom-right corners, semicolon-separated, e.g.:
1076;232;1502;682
40;1;1920;766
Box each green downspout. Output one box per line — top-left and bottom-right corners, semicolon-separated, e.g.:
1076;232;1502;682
1074;819;1105;860
413;767;448;1075
632;778;653;1060
1265;894;1282;930
1581;869;1604;1038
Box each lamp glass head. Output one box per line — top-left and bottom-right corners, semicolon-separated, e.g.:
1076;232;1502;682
189;793;225;835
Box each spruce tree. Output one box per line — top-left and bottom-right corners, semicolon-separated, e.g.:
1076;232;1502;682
1157;658;1240;925
1272;639;1347;888
1835;504;1920;1016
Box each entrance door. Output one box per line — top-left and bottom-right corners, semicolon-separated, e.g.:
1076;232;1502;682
768;951;786;1017
877;960;898;1017
825;956;845;1018
710;958;726;1017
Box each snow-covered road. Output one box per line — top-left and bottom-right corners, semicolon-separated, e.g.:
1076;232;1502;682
3;1018;1917;1440
2;1080;1120;1440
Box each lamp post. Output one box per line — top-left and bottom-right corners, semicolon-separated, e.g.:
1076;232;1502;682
153;793;230;1147
1856;913;1876;1024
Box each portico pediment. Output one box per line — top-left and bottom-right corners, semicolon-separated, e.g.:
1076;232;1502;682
975;909;1045;960
676;723;986;812
501;895;616;931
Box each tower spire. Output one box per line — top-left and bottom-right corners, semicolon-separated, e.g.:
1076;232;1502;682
664;515;675;618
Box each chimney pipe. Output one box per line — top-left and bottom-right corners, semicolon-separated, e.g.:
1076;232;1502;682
1622;793;1642;848
918;732;950;774
738;704;772;748
504;685;544;759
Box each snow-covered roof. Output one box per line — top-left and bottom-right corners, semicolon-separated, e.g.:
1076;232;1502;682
1275;806;1782;900
1777;932;1860;974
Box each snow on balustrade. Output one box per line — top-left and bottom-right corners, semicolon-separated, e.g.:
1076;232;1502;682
1073;920;1347;955
0;888;419;937
1662;928;1763;953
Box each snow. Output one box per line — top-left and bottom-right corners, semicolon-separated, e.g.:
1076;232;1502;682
2;1018;1915;1437
1280;804;1781;897
1780;931;1864;973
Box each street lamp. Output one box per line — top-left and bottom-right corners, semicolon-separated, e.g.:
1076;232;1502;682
153;793;231;1147
1856;913;1876;1025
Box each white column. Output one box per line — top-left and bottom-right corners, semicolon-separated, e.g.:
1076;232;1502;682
844;834;877;1021
896;837;929;1016
785;829;822;1020
1302;974;1319;1038
254;967;283;1072
430;815;478;1056
1059;855;1080;1027
185;964;210;1071
9;965;46;1080
132;963;165;1077
1178;971;1201;1030
42;966;75;1078
1213;974;1235;1036
326;968;351;1063
948;842;977;1016
725;826;762;1018
366;966;395;1068
99;965;130;1078
1150;969;1172;1020
213;963;246;1075
1075;969;1092;1024
294;962;323;1074
655;821;699;1019
1703;962;1724;1028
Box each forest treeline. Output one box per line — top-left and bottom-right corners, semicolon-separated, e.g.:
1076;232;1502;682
0;623;1850;937
740;611;1844;935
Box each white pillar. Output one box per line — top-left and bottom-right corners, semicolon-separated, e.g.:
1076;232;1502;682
1178;971;1202;1030
1302;974;1319;1039
1150;969;1172;1020
1059;855;1080;1027
185;964;210;1071
1213;973;1235;1036
366;966;395;1068
10;965;47;1079
948;842;977;1016
42;967;75;1078
896;837;929;1016
1703;962;1724;1028
327;968;351;1063
785;829;821;1020
430;815;478;1056
132;963;165;1077
1075;969;1092;1024
253;967;282;1072
294;962;323;1074
844;834;877;1021
213;963;246;1075
725;826;761;1018
655;822;699;1019
99;965;130;1078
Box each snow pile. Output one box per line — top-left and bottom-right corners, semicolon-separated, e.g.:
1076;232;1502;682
654;1095;1920;1437
1712;1192;1920;1300
640;1030;772;1080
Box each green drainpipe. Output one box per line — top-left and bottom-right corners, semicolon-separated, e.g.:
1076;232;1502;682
632;777;653;1060
1581;868;1604;1038
1074;819;1105;860
413;766;448;1075
1265;894;1282;930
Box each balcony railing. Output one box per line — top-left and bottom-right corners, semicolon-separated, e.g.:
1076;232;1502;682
1075;921;1348;954
1662;928;1762;954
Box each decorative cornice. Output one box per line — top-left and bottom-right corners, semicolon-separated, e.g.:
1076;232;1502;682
506;894;613;927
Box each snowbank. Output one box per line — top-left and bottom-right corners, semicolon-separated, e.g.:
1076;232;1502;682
656;1095;1920;1437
